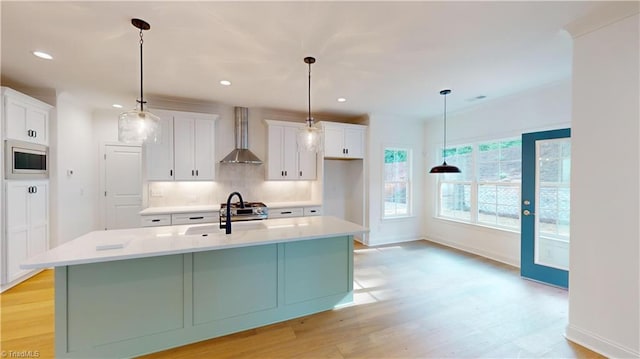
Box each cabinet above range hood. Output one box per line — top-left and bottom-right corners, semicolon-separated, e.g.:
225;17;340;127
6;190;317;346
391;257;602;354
220;107;263;164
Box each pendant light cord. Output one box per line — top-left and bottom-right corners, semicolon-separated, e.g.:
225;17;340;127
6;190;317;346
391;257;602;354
139;28;145;112
442;92;447;164
307;61;312;127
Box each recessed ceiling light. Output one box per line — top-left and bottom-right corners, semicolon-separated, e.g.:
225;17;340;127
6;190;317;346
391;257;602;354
337;97;347;103
32;51;53;60
112;104;123;109
220;80;231;86
466;95;488;102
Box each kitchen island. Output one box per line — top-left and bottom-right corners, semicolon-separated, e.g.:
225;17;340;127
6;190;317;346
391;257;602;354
21;216;367;358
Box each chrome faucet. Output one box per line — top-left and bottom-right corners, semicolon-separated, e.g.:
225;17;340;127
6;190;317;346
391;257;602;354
224;192;245;234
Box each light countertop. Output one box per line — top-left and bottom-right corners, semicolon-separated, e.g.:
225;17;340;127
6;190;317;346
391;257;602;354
21;216;366;269
139;201;322;215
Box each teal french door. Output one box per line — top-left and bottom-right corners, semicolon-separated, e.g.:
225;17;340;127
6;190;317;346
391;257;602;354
521;129;571;288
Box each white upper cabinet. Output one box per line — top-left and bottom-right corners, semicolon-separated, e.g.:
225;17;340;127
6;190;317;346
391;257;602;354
144;111;174;181
320;121;366;159
265;120;317;180
144;110;217;181
2;87;52;145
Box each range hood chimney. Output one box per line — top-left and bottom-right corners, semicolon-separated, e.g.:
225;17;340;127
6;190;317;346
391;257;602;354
220;107;263;164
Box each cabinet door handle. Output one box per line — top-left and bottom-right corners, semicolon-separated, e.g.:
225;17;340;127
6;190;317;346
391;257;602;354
170;169;173;176
281;170;284;177
33;186;37;193
346;148;349;154
192;170;195;176
196;169;199;176
284;170;287;176
151;219;161;222
281;211;292;214
34;130;37;138
189;216;204;220
300;171;302;177
27;186;32;193
27;130;33;137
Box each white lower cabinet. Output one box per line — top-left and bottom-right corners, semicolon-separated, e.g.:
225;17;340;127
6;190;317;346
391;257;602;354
141;214;171;227
269;207;305;219
269;206;322;219
4;181;48;284
171;212;218;225
141;212;218;227
304;206;322;216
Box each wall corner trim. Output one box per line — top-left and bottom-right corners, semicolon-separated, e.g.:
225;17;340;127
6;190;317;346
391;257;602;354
565;324;640;358
564;2;640;39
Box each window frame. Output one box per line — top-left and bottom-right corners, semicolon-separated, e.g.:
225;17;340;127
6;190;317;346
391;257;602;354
435;136;523;232
382;146;413;219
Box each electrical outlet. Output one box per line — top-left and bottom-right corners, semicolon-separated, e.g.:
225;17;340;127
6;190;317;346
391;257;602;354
150;189;163;197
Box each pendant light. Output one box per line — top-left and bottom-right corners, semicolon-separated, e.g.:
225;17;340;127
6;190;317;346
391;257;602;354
430;89;461;173
118;18;161;143
297;56;322;152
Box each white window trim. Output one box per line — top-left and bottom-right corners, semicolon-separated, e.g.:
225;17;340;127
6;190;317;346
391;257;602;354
382;146;412;220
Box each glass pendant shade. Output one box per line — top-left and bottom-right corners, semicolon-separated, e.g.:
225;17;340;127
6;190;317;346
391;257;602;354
118;106;161;143
297;118;323;152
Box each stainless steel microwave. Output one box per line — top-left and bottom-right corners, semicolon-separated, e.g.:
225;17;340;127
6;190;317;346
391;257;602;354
4;139;49;179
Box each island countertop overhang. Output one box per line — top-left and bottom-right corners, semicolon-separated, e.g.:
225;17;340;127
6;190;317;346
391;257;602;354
21;216;368;270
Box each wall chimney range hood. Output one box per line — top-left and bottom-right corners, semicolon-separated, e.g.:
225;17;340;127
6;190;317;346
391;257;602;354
220;107;263;164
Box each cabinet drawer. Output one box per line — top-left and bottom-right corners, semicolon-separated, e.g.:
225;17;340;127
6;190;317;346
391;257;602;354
269;207;304;219
304;207;322;216
141;214;171;227
171;212;217;225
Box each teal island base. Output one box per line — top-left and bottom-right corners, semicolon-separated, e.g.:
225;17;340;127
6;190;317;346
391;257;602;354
55;236;354;358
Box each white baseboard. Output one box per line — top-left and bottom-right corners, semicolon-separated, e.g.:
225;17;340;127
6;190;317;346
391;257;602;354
364;235;423;246
0;268;44;293
423;236;520;268
565;324;639;358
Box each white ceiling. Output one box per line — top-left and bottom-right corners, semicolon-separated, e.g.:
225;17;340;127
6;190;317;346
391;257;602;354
1;1;600;119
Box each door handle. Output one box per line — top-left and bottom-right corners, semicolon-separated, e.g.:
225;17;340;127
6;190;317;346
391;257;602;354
523;209;535;216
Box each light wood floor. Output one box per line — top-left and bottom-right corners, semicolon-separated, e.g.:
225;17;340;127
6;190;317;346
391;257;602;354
1;240;603;358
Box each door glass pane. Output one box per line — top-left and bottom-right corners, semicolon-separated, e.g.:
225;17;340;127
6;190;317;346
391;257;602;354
535;138;570;270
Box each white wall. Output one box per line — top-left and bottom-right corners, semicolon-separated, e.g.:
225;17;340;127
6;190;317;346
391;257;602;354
51;92;97;247
566;10;639;358
365;114;426;245
423;80;572;266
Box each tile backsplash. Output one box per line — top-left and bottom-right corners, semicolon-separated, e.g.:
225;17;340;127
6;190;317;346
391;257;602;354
147;164;315;207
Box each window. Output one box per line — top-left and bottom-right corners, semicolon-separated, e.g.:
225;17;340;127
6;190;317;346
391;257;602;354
436;137;522;231
439;145;473;221
384;148;411;218
477;139;521;228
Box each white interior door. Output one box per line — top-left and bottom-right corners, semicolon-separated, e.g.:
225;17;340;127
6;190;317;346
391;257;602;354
105;144;142;230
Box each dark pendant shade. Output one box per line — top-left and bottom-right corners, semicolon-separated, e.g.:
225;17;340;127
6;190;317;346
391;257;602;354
429;161;461;173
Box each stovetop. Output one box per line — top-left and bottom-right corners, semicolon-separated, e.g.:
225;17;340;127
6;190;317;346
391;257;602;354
220;201;267;209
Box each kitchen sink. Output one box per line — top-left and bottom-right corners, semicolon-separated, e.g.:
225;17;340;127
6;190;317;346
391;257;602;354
185;221;266;235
